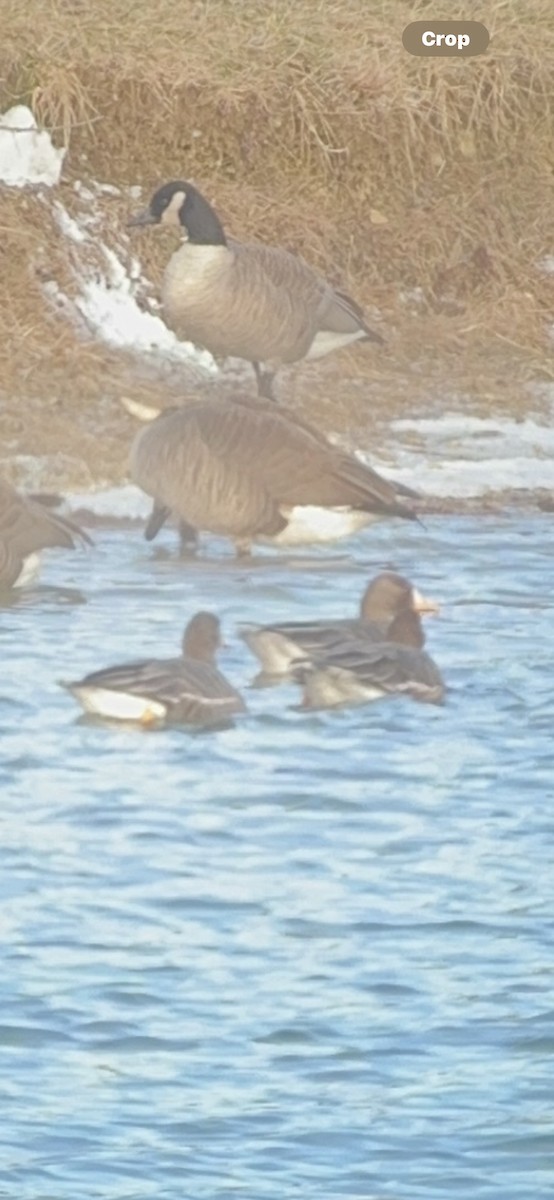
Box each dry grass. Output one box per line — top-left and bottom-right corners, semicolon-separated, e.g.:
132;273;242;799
1;0;553;484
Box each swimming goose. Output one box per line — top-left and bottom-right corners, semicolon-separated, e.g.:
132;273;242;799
63;611;245;727
294;608;445;710
0;478;91;589
128;180;384;399
241;571;438;680
128;395;419;555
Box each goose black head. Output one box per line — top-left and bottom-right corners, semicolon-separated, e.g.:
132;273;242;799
127;181;227;245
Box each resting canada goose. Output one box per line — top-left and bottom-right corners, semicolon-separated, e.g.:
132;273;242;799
294;610;445;710
63;611;245;728
241;571;439;680
0;478;91;588
128;180;384;399
127;395;419;555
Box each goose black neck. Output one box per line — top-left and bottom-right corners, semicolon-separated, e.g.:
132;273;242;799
183;185;227;246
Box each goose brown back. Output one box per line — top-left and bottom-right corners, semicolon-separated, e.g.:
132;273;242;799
130;397;418;554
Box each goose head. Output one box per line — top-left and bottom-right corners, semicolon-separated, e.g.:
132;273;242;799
128;181;227;245
182;611;222;661
360;572;439;624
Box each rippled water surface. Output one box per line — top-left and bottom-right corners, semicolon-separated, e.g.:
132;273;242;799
1;513;553;1199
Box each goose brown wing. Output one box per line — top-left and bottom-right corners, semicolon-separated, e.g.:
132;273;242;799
72;655;245;723
228;393;331;443
245;615;386;662
0;484;91;557
224;241;326;361
234;241;327;309
74;655;184;698
235;243;377;339
285;448;416;517
193;402;416;520
317;286;384;343
169;660;246;725
230;398;418;503
0;484;91;586
306;641;445;704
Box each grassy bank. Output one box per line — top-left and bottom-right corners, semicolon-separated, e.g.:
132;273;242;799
1;0;553;483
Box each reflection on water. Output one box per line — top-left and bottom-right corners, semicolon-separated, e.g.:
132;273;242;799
1;513;553;1199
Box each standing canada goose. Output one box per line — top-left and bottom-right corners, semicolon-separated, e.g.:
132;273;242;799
63;611;245;728
128;180;384;399
293;609;445;710
241;571;439;681
126;395;419;556
0;478;92;589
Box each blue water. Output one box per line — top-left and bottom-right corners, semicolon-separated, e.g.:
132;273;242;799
1;513;553;1199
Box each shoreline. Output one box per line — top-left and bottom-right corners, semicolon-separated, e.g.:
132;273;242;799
3;340;553;516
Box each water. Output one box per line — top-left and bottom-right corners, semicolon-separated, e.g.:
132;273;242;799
1;513;553;1199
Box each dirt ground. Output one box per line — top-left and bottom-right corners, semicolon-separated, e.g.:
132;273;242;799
1;322;551;515
1;0;553;507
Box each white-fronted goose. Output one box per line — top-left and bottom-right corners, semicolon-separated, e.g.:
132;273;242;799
63;611;245;727
241;571;438;680
294;609;445;710
128;395;419;556
128;180;384;399
0;479;91;589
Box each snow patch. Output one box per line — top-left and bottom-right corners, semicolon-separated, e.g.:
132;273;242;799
52;201;87;243
371;413;554;497
537;254;554;276
46;193;218;373
65;485;152;520
0;105;65;187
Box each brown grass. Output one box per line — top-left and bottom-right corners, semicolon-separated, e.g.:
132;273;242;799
1;0;553;486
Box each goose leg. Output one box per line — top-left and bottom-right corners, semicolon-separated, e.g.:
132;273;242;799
144;501;171;541
178;520;199;557
234;539;253;559
145;503;198;555
253;362;277;401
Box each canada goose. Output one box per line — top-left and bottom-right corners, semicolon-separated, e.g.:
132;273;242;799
241;571;439;680
63;611;245;728
0;478;92;589
126;395;419;555
294;610;445;710
128;180;384;399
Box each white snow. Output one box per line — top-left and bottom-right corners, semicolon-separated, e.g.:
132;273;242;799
52;200;87;243
537;254;554;276
47;194;218;373
0;105;65;187
370;413;554;497
65;485;152;520
74;245;217;369
0;110;196;369
2;111;551;510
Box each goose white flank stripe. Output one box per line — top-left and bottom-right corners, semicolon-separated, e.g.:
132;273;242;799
63;611;245;728
293;623;445;711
